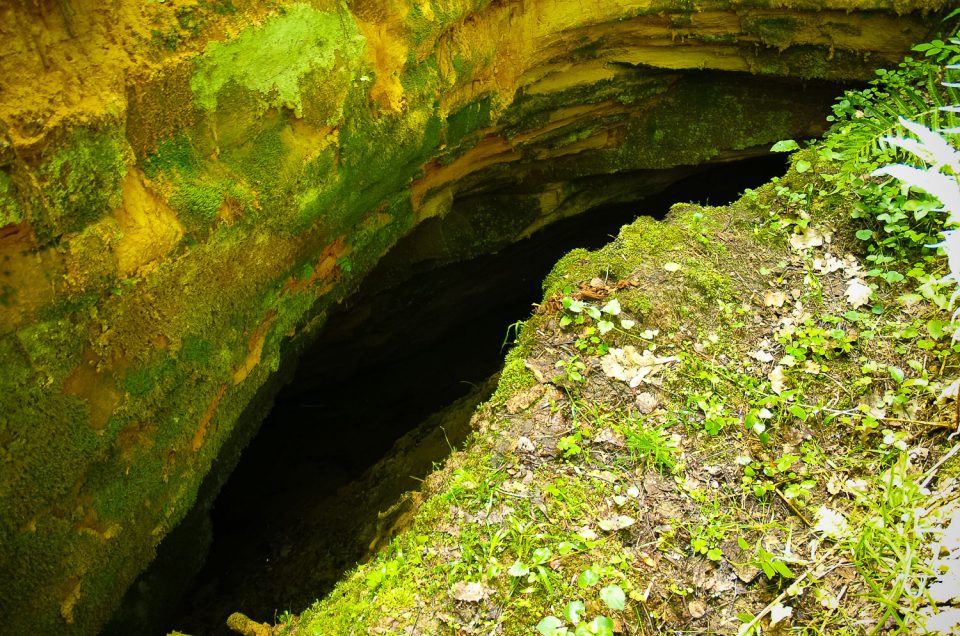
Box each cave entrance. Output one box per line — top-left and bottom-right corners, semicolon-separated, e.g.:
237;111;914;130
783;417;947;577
112;153;788;635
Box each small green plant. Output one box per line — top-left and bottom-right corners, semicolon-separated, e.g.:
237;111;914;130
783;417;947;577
621;414;677;471
535;574;625;636
556;432;584;458
739;451;813;503
738;537;796;581
558;292;635;337
555;355;587;384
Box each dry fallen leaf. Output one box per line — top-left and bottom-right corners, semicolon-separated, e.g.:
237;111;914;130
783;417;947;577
451;581;488;602
844;279;872;308
598;515;635;531
803;360;821;374
764;289;788;308
601;346;678;388
515;436;536;453
769;366;789;394
688;600;707;618
770;603;793;625
635;391;659;413
789;227;825;251
595;428;625;447
577;526;598;541
814;254;845;273
748;349;774;363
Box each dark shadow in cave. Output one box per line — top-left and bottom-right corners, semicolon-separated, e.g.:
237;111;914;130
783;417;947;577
119;153;789;636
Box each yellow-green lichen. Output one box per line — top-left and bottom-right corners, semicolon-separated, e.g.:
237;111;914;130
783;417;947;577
190;4;365;116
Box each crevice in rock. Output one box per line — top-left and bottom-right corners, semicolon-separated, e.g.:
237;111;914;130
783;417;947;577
108;153;788;636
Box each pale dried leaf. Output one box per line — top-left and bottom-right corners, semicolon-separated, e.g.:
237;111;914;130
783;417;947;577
814;506;850;540
515;436;536;453
451;581;488;602
635;391;659;414
764;290;788;308
770;603;793;625
598;515;635;531
749;349;774;363
595;428;625;447
803;360;821;374
844;279;872;308
688;600;707;619
769;366;789;394
789;227;824;251
939;379;960;403
601;346;677;388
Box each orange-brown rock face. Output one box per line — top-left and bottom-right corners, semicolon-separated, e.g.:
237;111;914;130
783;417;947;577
0;0;946;633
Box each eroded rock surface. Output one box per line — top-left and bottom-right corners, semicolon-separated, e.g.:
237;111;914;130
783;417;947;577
0;0;947;632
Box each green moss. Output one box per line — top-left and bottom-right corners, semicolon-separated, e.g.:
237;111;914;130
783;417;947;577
405;0;494;46
14;316;86;386
35;125;129;241
171;181;223;229
489;346;536;404
143;135;199;178
329;88;442;227
399;53;444;105
542;248;593;296
180;335;212;365
501;73;669;138
123;358;177;397
617;74;799;169
291;148;340;232
191;3;365;116
748;45;869;81
451;54;474;81
743;15;801;50
684;261;733;302
570;38;604;61
36;290;101;321
446;96;492;148
0;170;23;226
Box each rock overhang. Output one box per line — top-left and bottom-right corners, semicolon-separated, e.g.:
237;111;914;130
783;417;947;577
0;0;949;633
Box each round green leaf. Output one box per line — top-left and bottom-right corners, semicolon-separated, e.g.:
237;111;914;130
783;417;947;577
577;568;601;587
600;584;626;610
771;139;800;152
601;298;621;315
589;615;615;636
533;547;553;564
536;616;565;636
508;560;530;577
557;541;577;556
564;600;586;625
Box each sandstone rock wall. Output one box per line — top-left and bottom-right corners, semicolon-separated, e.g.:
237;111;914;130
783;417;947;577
0;0;945;632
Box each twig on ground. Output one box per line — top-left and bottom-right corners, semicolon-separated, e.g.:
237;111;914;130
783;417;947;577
738;545;840;634
774;487;813;527
920;442;960;489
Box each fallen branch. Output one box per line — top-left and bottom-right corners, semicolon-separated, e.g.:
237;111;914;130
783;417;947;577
920;441;960;490
738;545;840;635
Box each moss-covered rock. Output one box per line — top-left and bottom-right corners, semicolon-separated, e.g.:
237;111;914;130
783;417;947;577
0;0;949;633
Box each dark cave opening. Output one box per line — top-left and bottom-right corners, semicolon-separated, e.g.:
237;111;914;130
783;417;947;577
111;153;789;636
